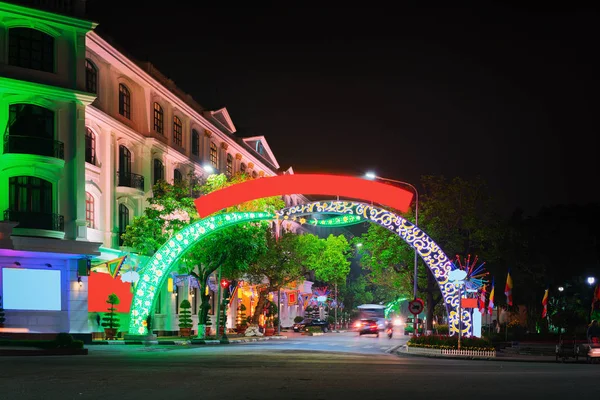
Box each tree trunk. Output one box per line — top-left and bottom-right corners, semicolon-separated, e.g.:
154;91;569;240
249;288;270;324
426;270;439;331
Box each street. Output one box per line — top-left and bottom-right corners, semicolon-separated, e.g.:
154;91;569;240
0;332;598;400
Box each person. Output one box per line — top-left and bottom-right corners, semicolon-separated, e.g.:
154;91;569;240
587;320;600;343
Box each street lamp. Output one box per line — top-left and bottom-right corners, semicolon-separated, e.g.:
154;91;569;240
356;242;363;247
588;277;596;286
558;286;564;292
364;172;419;299
203;164;215;175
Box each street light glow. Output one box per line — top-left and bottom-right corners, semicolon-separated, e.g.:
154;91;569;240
203;164;215;174
588;277;596;285
365;171;376;180
558;286;564;292
356;243;363;247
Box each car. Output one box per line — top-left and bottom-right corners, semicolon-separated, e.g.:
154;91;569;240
357;319;379;337
292;318;330;333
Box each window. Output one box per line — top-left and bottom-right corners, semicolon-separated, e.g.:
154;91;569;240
118;204;129;246
8;104;53;138
153;103;163;134
191;129;200;156
240;163;247;173
153;159;164;185
118;84;131;119
256;141;265;155
9;176;52;214
173;116;182;147
85;127;96;165
85;192;95;229
118;145;131;175
210;142;218;168
85;59;97;94
174;169;183;183
252;171;258;179
226;154;233;177
8;28;54;72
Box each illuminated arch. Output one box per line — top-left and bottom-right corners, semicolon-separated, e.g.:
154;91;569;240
128;201;469;337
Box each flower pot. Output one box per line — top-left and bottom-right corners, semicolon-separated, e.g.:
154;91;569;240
179;327;192;337
264;327;275;337
205;326;211;337
104;328;117;340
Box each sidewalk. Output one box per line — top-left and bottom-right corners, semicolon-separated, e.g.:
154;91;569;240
90;334;288;345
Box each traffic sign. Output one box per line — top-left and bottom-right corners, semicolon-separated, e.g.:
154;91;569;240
408;298;424;315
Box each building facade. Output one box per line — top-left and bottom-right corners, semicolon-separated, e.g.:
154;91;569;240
0;1;307;336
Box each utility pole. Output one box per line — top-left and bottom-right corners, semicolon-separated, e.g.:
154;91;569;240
215;267;222;340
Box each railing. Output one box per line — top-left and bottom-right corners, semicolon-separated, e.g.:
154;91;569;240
3;210;65;232
117;171;145;191
405;346;496;358
3;135;64;160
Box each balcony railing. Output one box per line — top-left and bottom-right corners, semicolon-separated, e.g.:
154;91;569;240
3;210;65;232
3;135;65;160
117;171;145;191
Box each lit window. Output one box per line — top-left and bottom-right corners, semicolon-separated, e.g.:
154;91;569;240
210;142;218;168
8;28;54;72
173;116;182;147
85;59;97;94
85;192;95;229
191;129;200;156
226;154;233;177
85;127;96;165
118;84;131;119
153;103;163;134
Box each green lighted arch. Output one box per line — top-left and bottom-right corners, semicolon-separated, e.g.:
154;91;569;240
128;211;273;335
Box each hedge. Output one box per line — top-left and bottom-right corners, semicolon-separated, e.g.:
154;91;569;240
408;335;494;351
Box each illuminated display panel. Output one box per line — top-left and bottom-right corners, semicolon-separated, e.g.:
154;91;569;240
2;268;61;311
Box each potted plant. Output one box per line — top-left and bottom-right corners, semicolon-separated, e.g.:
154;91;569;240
0;295;5;328
264;301;277;336
101;293;120;339
205;313;212;337
178;299;193;337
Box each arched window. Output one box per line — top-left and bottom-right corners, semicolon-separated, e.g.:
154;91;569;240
191;129;200;156
153;159;164;185
118;145;131;176
118;84;131;119
153;103;163;134
252;171;258;179
8;28;54;72
240;163;247;173
210;142;218;168
226;154;233;177
173;116;182;147
85;192;95;229
6;104;55;158
85;127;96;165
118;204;129;246
85;59;98;94
174;169;183;183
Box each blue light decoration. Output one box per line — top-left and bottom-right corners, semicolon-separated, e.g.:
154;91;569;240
450;255;489;293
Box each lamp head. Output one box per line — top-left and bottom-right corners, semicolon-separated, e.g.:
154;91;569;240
203;164;215;174
588;277;596;285
365;172;376;180
558;286;564;292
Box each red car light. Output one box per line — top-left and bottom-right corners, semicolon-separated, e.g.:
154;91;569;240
370;324;377;329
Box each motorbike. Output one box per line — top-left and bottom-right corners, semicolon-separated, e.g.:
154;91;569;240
386;324;393;339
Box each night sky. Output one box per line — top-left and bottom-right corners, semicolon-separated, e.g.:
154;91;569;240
86;3;599;216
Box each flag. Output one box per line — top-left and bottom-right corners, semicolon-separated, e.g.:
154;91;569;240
478;285;487;314
488;278;495;315
541;288;549;318
505;269;513;306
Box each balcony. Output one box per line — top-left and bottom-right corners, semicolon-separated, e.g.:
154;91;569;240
3;210;65;232
3;135;64;160
117;171;145;191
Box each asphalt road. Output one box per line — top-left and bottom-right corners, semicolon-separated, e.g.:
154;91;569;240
1;332;598;400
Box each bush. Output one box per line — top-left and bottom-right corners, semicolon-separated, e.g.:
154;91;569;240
101;293;120;330
306;326;323;333
408;335;494;351
179;300;193;329
435;324;449;334
55;333;74;348
294;316;304;323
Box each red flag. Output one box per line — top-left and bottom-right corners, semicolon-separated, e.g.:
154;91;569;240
488;278;495;315
541;289;549;318
505;270;513;306
478;285;487;314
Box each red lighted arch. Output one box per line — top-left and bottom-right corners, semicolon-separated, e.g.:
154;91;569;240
194;174;414;217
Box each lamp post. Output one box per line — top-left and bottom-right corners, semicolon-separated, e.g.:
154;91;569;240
449;269;467;349
365;172;419;332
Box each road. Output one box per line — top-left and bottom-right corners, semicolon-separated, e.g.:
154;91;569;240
0;332;598;400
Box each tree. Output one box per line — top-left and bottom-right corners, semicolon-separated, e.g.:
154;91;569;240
101;293;120;330
178;299;193;330
298;233;352;285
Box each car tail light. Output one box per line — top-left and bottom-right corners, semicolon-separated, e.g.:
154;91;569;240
370;324;377;329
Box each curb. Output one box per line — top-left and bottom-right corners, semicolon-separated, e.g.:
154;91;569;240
394;349;564;364
0;348;88;356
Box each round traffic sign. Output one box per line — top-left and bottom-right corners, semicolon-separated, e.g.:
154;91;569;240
408;298;424;315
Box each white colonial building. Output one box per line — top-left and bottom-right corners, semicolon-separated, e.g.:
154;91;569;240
0;1;308;338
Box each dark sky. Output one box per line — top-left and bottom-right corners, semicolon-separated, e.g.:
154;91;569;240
86;3;599;216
